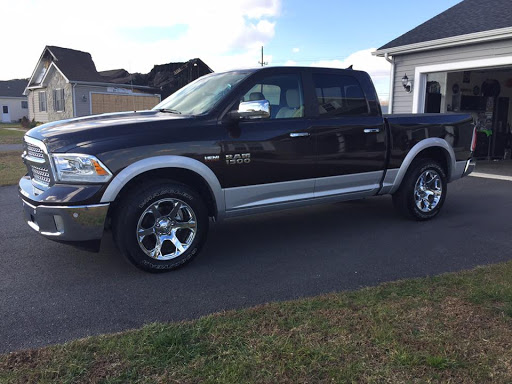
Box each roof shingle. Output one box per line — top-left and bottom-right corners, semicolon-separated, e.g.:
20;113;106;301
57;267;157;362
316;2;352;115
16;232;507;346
378;0;512;51
0;79;28;98
46;46;104;82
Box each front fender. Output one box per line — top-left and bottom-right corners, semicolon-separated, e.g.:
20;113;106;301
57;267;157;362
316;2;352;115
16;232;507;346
99;156;225;220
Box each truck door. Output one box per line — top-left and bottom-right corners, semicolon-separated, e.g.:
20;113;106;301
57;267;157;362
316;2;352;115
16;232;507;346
219;71;317;212
309;72;387;198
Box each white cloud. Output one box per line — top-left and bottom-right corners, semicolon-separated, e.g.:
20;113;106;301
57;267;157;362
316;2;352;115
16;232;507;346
292;48;300;53
284;60;297;66
311;48;391;101
0;0;281;80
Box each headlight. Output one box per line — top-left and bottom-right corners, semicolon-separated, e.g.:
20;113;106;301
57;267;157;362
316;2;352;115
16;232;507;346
52;154;112;183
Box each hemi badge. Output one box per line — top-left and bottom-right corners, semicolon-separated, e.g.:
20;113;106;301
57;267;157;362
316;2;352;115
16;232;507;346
204;155;220;162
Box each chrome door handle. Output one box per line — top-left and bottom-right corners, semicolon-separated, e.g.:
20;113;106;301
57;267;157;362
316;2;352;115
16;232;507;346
364;128;381;133
290;132;310;138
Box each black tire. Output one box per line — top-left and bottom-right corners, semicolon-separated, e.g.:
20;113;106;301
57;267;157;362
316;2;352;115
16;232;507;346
113;181;208;272
392;159;447;221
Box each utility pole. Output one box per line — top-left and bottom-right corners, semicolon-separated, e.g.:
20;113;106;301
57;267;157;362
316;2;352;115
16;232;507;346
258;46;268;67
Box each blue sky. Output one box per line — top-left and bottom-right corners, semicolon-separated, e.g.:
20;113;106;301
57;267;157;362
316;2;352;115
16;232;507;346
266;0;460;66
2;0;462;101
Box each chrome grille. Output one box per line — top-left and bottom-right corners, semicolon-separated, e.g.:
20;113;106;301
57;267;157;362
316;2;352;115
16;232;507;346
23;138;52;187
30;165;51;185
26;143;44;159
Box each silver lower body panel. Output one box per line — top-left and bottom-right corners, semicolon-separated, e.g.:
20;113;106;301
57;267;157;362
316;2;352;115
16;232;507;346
21;199;109;241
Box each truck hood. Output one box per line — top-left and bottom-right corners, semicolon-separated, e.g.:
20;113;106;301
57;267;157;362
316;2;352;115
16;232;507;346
26;110;189;152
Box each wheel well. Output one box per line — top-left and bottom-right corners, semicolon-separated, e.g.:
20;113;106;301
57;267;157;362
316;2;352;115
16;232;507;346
414;147;450;178
111;168;217;218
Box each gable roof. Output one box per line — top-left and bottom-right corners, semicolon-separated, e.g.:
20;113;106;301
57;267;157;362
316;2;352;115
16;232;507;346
377;0;512;52
45;46;104;82
0;79;28;98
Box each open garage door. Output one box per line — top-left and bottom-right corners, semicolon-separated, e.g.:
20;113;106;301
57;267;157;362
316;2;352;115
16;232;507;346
91;93;160;115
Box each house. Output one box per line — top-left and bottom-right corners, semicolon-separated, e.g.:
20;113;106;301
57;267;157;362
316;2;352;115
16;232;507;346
373;0;512;159
0;79;28;123
100;58;213;99
24;46;162;123
25;46;213;123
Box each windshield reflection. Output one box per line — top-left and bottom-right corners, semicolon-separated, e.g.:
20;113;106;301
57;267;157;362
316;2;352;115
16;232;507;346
153;72;249;115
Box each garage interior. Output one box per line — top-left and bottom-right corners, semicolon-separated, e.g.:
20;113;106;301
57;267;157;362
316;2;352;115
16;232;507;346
425;68;512;161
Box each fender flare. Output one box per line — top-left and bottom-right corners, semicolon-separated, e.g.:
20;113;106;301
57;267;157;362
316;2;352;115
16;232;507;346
100;156;225;219
388;138;456;194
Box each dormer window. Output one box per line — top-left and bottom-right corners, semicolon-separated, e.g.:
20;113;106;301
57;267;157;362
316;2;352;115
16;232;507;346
34;67;47;84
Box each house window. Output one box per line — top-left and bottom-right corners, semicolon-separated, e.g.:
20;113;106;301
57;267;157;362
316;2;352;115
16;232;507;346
21;100;28;109
2;106;8;114
39;91;47;112
53;89;65;112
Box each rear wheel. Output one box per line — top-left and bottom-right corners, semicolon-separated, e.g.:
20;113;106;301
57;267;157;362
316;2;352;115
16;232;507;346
392;159;447;221
113;181;208;272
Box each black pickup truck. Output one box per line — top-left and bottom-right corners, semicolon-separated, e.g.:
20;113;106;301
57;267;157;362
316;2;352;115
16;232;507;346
19;66;476;272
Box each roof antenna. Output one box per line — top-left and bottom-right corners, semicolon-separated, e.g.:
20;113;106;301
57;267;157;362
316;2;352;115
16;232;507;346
347;65;353;70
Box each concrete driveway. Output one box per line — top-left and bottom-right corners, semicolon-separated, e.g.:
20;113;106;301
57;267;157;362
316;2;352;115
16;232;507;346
1;175;511;353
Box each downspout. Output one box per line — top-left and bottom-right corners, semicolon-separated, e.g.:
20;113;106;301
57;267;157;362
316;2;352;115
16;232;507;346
72;82;77;117
385;53;394;114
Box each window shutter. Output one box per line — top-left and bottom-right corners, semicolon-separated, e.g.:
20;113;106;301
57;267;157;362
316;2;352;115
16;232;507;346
53;90;57;111
61;89;65;111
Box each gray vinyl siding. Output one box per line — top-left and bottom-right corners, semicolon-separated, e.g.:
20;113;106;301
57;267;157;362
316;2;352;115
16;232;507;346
73;84;110;117
391;39;512;113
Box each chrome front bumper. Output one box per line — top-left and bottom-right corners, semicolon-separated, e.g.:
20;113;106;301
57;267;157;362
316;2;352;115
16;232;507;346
21;199;109;241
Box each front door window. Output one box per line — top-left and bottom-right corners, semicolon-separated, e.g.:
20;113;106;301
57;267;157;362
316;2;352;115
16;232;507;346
240;74;304;119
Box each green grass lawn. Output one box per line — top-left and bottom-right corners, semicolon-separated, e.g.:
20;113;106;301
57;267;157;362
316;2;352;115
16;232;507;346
2;261;511;383
0;151;25;186
0;124;26;145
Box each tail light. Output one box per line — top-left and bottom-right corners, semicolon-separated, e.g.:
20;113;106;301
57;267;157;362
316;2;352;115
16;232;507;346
471;126;477;152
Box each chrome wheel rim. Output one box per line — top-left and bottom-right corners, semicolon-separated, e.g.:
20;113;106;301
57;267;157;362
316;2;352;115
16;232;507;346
414;170;443;213
136;198;197;260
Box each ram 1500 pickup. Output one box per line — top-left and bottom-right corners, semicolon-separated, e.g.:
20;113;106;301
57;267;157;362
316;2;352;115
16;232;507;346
19;66;476;271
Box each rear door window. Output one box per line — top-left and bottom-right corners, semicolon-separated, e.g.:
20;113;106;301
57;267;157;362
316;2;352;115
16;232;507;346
312;74;368;117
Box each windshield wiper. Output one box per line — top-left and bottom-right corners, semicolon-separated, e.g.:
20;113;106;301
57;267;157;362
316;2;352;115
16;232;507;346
158;108;182;114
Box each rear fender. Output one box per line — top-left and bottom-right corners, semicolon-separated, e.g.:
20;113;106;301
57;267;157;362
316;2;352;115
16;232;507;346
383;138;455;195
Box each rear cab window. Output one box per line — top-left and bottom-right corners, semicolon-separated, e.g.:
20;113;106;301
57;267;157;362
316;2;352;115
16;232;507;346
312;73;369;117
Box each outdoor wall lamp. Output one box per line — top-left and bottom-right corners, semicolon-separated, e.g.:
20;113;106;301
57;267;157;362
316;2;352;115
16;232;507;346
402;74;413;93
82;95;87;102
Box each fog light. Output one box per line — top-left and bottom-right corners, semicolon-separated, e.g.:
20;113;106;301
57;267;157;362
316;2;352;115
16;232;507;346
54;215;65;234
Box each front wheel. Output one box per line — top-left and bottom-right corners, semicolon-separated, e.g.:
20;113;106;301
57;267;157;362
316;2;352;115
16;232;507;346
392;159;447;221
113;181;209;272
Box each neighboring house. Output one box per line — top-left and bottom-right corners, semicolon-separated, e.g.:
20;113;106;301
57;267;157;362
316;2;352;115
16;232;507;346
373;0;512;159
0;79;28;123
101;58;213;99
24;46;162;123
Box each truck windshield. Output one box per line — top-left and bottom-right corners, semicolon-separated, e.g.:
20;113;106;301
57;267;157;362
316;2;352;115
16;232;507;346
153;72;249;115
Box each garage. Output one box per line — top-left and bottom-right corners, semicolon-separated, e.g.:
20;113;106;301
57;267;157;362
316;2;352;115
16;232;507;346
424;66;512;160
91;93;161;115
373;0;512;161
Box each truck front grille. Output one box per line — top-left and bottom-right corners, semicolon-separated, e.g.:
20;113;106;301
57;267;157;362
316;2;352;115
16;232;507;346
26;143;44;159
30;165;51;185
23;137;52;188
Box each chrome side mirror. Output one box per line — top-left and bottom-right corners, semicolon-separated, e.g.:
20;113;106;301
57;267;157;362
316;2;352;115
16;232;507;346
236;100;270;119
